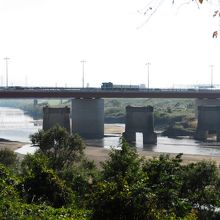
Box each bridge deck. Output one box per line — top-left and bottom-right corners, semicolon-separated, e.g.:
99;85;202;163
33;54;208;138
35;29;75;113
0;87;220;98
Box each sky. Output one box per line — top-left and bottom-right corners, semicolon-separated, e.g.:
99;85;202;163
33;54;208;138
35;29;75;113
0;0;219;88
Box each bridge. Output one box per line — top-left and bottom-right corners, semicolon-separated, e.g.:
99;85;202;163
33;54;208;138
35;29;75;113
1;86;220;144
1;87;220;98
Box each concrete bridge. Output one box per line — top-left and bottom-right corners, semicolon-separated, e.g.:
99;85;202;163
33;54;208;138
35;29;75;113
1;87;220;99
1;87;220;144
43;98;220;144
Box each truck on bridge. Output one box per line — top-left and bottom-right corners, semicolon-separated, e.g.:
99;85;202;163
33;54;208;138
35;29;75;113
101;82;146;90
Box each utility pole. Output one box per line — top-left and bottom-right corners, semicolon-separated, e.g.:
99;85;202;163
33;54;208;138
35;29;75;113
0;76;3;87
146;62;151;89
4;57;10;88
81;60;86;88
25;75;28;87
209;65;214;88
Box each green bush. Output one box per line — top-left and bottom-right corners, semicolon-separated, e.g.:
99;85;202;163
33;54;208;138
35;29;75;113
61;159;100;207
90;141;196;219
30;125;85;171
20;153;75;208
0;148;18;168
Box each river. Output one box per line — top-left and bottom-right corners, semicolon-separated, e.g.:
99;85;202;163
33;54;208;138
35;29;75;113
1;107;220;156
0;107;41;142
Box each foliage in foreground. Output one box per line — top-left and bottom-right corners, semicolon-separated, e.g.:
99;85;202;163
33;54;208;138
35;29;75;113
1;126;220;219
0;148;18;168
0;201;91;220
20;153;75;207
30;125;85;171
90;142;197;220
90;140;220;219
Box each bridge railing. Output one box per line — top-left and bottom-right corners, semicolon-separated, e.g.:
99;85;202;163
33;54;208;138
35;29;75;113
0;86;219;93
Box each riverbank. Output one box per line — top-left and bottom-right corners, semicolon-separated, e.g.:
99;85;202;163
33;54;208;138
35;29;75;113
0;140;26;151
84;146;220;167
87;126;220;167
1;121;220;167
1;138;220;167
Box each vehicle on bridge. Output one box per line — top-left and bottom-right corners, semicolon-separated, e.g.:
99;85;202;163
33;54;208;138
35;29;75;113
101;82;145;90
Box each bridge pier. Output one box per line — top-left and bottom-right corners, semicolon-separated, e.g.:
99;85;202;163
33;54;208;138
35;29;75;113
43;106;70;132
217;131;220;142
123;106;157;145
71;98;104;138
33;99;38;106
195;98;220;117
195;106;220;141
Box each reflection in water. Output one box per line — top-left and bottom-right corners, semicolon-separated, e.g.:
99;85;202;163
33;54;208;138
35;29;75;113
0;107;41;142
1;107;220;156
85;126;220;156
15;144;39;154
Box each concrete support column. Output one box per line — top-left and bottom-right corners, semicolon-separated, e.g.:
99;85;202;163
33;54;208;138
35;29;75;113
33;99;38;106
195;106;220;141
71;98;104;138
123;131;136;143
194;129;208;141
43;106;70;132
217;130;220;142
143;133;157;145
195;98;220;117
124;105;157;145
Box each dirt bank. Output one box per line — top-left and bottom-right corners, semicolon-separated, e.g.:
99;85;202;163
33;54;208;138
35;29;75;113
85;146;220;167
0;141;26;151
2;138;220;167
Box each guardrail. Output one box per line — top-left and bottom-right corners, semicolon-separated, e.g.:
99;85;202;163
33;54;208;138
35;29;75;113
0;86;219;93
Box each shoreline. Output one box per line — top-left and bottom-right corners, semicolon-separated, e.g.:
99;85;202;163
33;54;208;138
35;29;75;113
0;140;27;151
2;121;220;167
84;145;220;167
1;139;220;167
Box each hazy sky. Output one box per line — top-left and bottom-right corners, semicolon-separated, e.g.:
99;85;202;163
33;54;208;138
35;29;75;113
0;0;219;88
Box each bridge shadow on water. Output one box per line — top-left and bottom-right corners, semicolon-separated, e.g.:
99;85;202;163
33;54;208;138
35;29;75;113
84;132;156;152
84;132;220;157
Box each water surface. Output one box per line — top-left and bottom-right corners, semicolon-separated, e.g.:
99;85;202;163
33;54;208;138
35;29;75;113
0;107;41;142
1;107;220;156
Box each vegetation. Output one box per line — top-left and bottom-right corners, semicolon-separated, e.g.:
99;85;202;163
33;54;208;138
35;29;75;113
0;125;220;219
0;148;18;168
20;153;75;207
30;125;85;171
105;98;196;131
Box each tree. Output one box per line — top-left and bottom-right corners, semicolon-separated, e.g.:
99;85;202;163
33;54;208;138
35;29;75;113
101;139;144;183
143;154;192;217
0;156;91;219
0;163;22;219
20;153;75;208
90;140;149;219
90;140;196;219
30;125;85;171
0;148;18;168
140;0;219;38
181;161;220;218
61;158;100;207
